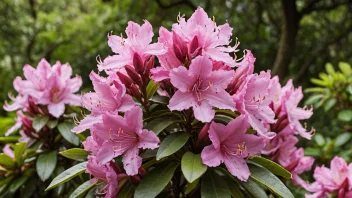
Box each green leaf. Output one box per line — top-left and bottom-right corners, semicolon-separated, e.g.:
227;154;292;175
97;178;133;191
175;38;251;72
0;153;15;167
117;182;135;198
0;175;14;187
304;95;324;105
157;132;189;160
224;179;245;198
201;171;230;198
325;63;336;76
323;98;336;112
248;156;291;179
145;117;181;135
334;133;352;148
0;136;20;143
36;151;57;181
338;62;352;75
314;133;325;146
20;177;37;198
146;80;159;99
337;110;352;122
181;152;207;183
58;122;80;146
185;179;199;195
32;116;49;131
311;78;329;87
14;142;26;165
248;163;294;198
47;120;58;129
304;87;326;93
60;148;90;161
304;147;321;156
85;188;96;198
149;95;169;105
240;177;268;198
46;161;88;191
69;180;95;198
134;161;179;198
9;175;29;193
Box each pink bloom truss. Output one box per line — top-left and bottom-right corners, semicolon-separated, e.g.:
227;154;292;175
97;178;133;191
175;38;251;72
86;155;122;198
201;115;265;181
168;55;235;123
93;107;159;175
72;71;135;133
172;7;236;67
233;71;276;138
98;20;166;73
306;156;352;198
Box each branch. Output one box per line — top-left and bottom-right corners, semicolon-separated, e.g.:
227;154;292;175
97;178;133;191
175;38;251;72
155;0;196;10
300;0;352;16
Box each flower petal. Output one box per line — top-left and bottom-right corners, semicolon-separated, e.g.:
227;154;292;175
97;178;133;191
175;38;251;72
224;155;250;181
123;147;142;176
201;145;223;167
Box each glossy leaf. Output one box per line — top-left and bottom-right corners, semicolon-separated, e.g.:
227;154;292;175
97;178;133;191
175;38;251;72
60;148;89;161
224;179;245;198
0;153;15;167
248;163;294;198
337;110;352;122
32;116;49;132
14;142;26;165
334;133;352;148
324;98;336;112
181;152;207;183
69;180;95;198
145;117;181;135
117;182;135;198
9;175;29;193
58;122;80;146
47;120;58;129
248;156;291;179
146;80;159;99
156;132;189;160
185;179;199;195
37;151;57;181
0;136;20;143
46;161;88;191
134;161;179;198
201;171;230;198
149;95;169;105
240;177;268;198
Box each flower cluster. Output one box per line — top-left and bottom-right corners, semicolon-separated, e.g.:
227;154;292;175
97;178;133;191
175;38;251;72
75;7;315;198
262;78;315;187
4;59;82;141
305;157;352;198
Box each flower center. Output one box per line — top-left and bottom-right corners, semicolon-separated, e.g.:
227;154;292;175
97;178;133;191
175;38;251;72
221;142;247;157
191;77;212;102
51;87;61;103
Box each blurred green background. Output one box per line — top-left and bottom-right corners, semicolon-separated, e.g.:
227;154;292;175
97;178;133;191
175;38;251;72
1;0;352;126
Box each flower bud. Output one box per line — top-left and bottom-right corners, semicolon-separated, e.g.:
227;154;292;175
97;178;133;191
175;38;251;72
173;43;185;63
116;72;133;88
28;96;40;114
133;52;144;75
189;36;201;57
125;65;142;86
130;84;141;100
143;55;154;79
196;123;210;148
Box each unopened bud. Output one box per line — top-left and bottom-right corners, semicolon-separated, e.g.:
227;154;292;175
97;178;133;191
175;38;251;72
116;72;133;88
133;52;144;75
130;84;141;100
173;43;185;63
125;65;142;86
189;35;199;55
138;167;147;177
196;123;210;148
143;55;154;79
28;96;40;114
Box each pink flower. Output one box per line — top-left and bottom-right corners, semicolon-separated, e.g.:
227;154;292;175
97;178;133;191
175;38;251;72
93;107;159;175
72;71;135;133
86;155;122;198
98;20;166;73
201;115;265;181
233;71;276;138
38;73;81;118
168;56;235;123
306;156;352;198
172;7;236;67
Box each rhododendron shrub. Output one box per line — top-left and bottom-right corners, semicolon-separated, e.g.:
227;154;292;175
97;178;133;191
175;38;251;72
48;7;315;198
0;59;83;197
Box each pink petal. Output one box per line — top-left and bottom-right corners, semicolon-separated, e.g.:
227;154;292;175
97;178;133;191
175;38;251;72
81;92;116;113
189;56;212;79
170;66;195;92
208;121;228;149
224;155;250;181
48;102;65;118
117;95;135;112
63;94;81;106
193;100;215;123
138;129;160;149
96;142;118;165
108;35;124;54
241;134;265;156
124;107;143;132
67;76;82;93
72;114;103;133
144;43;166;55
151;67;170;82
203;48;235;67
207;69;234;89
201;145;223;167
203;89;235;111
99;55;132;72
123;147;142;176
168;91;197;111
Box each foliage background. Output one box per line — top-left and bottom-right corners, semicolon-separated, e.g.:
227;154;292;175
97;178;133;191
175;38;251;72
1;0;352;151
